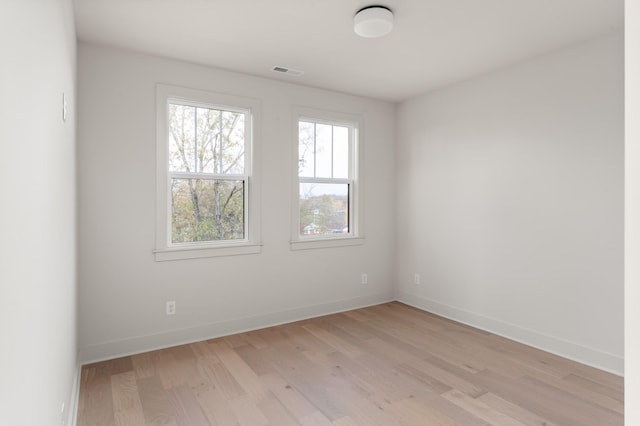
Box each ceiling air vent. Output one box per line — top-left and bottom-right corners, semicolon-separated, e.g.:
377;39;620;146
271;66;304;77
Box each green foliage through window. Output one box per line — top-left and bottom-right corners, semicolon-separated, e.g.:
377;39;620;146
171;179;244;243
168;103;247;244
298;120;353;237
299;183;348;235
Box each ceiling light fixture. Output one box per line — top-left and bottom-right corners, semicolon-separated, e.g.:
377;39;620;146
354;5;394;38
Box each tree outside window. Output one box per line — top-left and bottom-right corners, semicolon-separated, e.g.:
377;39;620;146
168;103;248;244
298;119;356;238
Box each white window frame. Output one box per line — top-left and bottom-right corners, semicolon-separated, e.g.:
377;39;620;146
154;84;261;261
291;106;364;250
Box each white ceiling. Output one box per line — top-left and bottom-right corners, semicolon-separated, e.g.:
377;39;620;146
72;0;623;102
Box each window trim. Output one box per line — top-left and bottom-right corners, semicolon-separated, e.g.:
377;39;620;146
154;84;261;261
290;106;364;250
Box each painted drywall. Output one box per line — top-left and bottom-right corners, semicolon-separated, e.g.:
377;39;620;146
77;44;396;362
626;0;640;420
396;31;624;373
0;0;78;424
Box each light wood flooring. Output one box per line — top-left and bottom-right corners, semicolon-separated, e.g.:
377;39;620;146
76;302;623;425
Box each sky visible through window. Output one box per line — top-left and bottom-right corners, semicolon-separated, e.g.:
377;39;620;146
299;120;351;235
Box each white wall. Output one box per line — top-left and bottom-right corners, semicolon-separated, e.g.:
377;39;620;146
396;31;624;373
626;0;640;420
0;0;78;425
77;44;396;362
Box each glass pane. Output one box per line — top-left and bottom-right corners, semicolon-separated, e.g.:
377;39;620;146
333;126;349;178
315;124;332;178
299;183;349;236
220;111;245;174
196;107;219;174
168;104;196;172
170;104;245;175
298;121;315;177
171;178;244;243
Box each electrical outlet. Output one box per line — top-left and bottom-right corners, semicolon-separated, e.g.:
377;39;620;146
166;300;176;315
361;273;368;284
414;273;421;285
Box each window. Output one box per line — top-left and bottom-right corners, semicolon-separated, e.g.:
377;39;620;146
291;108;363;250
155;85;261;261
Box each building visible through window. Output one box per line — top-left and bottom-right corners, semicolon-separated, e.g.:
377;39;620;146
298;118;357;238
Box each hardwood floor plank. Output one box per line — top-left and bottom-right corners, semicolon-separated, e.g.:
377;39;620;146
224;333;249;349
77;365;116;426
137;375;177;426
341;309;371;322
361;315;487;374
259;340;349;421
197;356;245;399
192;386;238;425
324;350;411;399
302;323;364;357
111;371;145;426
564;372;624;402
167;384;211;426
477;392;557;426
442;389;526;426
190;341;222;361
529;370;624;413
168;344;197;362
324;312;379;342
234;344;277;376
257;394;300;426
155;352;182;390
397;390;491;425
393;396;459;426
277;373;347;421
156;353;207;392
208;340;267;401
331;415;359;425
76;302;623;426
300;350;405;424
281;324;335;354
130;352;156;380
113;407;147;426
299;410;334;426
475;369;623;426
260;372;319;420
243;330;270;350
402;356;486;398
228;394;270;425
519;375;623;424
394;362;454;395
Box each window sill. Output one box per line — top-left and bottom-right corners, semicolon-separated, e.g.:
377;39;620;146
154;243;262;261
289;237;364;251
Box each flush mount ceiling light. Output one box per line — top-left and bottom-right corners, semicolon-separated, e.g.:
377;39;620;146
354;5;394;38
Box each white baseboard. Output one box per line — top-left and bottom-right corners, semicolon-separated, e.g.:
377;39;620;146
77;290;623;376
67;363;82;426
78;292;394;364
396;290;623;376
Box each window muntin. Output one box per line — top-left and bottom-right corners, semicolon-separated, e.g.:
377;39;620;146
297;118;357;239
